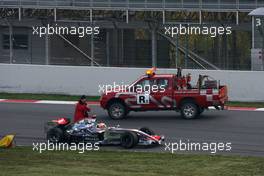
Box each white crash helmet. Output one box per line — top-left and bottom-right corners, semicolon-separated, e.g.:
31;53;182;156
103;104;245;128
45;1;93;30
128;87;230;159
97;123;107;129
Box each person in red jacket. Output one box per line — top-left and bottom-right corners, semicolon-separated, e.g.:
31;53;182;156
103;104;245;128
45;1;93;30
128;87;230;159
73;95;90;123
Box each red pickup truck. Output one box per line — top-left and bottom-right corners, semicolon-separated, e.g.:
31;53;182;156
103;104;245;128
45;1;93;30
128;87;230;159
100;68;228;120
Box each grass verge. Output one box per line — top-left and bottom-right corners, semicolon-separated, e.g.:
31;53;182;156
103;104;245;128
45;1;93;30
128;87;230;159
0;92;99;102
0;147;264;176
1;92;264;108
226;101;264;108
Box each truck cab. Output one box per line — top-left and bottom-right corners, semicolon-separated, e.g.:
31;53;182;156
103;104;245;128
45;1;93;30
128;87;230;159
100;68;228;120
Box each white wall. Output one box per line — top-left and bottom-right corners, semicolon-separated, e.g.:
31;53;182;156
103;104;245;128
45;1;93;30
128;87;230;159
0;64;264;102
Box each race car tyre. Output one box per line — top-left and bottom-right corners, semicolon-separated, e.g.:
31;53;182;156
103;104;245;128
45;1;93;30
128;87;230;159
180;101;198;119
47;127;64;143
108;102;127;120
139;127;155;135
121;132;139;149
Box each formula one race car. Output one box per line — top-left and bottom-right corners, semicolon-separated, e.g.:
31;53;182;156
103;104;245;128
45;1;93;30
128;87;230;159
44;117;164;149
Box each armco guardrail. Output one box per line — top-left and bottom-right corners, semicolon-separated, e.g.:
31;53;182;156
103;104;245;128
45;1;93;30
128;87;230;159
0;0;262;11
0;64;264;102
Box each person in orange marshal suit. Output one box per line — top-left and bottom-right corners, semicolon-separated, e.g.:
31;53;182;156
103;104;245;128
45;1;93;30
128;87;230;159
73;95;90;123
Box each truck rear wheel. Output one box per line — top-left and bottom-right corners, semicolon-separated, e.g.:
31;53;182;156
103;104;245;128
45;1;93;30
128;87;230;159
108;102;127;120
180;101;199;119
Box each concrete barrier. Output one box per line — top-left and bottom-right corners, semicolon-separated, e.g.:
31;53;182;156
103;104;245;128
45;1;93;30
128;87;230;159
0;64;264;101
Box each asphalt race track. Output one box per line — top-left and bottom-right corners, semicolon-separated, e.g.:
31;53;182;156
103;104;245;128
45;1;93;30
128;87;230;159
0;102;264;157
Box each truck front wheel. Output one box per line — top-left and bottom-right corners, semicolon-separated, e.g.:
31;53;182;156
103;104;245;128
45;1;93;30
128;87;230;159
180;101;199;119
108;102;127;120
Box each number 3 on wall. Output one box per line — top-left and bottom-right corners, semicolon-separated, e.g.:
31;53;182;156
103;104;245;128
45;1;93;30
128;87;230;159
256;18;262;27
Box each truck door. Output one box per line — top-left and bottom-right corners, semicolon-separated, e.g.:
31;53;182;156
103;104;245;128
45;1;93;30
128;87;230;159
132;77;174;110
133;78;154;110
149;78;174;109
